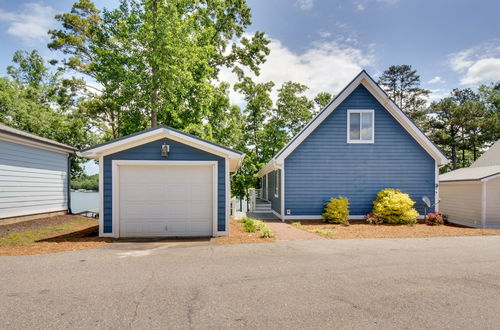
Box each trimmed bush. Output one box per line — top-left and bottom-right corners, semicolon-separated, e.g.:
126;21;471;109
426;212;446;226
322;196;350;225
371;188;419;225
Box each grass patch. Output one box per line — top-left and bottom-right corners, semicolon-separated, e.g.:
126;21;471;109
238;217;274;238
0;219;94;247
291;222;302;227
312;228;334;236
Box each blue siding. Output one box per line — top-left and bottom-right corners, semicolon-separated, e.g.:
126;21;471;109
285;84;435;216
103;138;225;233
0;139;69;219
267;170;281;214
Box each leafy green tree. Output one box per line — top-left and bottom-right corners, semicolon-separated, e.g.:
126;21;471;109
378;65;430;124
49;0;270;139
274;81;314;136
314;91;333;109
0;50;93;176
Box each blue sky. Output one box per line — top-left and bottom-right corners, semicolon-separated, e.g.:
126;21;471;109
0;0;499;174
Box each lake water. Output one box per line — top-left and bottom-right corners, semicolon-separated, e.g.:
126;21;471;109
71;192;99;213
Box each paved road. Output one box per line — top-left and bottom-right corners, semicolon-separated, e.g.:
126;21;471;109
1;236;500;329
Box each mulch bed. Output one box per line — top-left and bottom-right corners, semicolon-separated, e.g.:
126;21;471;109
290;220;500;239
214;218;276;244
0;215;113;256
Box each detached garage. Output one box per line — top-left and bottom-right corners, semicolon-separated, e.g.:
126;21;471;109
79;126;243;238
439;140;500;228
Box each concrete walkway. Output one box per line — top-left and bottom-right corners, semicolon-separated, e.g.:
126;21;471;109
265;221;323;241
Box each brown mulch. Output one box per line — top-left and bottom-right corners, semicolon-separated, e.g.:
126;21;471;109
290;221;500;239
0;215;113;256
214;218;276;244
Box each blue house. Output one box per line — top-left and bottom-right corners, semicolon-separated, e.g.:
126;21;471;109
258;71;448;221
79;126;243;238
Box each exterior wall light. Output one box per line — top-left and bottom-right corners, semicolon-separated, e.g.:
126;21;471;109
161;142;170;157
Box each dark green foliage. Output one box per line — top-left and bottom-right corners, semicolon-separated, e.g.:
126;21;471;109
71;174;99;191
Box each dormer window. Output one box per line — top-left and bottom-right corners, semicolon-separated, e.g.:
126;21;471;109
347;110;374;143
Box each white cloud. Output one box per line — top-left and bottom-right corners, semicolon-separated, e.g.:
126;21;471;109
428;76;444;84
219;37;375;105
354;0;399;11
428;89;450;103
0;3;55;45
318;30;332;38
296;0;314;10
449;41;500;85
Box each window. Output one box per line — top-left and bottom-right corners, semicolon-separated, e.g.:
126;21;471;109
274;171;279;198
347;110;374;143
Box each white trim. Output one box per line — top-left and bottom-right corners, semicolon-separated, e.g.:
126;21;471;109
110;160;218;238
259;71;448;175
439;180;483;185
280;168;285;221
347;110;375;144
0;132;74;155
98;155;109;237
265;173;269;201
481;181;487;228
435;160;439;213
224;157;230;237
78;127;242;165
271;209;282;220
481;173;500;181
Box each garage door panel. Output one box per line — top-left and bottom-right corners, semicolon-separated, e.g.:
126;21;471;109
118;164;214;237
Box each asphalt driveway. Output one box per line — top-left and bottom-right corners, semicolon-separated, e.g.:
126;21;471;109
1;236;500;329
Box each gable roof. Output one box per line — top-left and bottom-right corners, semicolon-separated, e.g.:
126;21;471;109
439;165;500;182
0;124;76;154
440;139;500;182
470;139;500;168
78;125;244;172
258;70;448;176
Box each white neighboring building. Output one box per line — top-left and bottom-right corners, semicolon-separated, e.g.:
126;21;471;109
439;140;500;228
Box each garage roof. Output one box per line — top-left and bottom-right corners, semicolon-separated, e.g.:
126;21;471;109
78;125;244;171
440;140;500;182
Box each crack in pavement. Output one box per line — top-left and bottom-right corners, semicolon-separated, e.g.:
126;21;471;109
129;269;156;329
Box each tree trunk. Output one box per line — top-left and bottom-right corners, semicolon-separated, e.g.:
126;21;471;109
451;146;457;170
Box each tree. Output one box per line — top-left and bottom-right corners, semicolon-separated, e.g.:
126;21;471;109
274;81;314;137
378;65;430;124
314;91;333;109
48;0;270;139
0;50;93;176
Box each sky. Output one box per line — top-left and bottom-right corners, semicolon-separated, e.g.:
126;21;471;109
0;0;499;174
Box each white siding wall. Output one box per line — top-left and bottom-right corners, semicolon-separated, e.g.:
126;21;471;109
486;177;500;228
440;182;483;227
0;139;68;219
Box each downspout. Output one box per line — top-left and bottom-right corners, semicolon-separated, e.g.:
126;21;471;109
67;153;73;214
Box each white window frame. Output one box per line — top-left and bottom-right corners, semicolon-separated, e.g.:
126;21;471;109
347;109;375;144
274;170;279;198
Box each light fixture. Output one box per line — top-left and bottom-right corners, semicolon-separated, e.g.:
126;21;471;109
161;142;170;157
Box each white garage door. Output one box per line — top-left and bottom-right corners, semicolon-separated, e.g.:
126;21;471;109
118;165;214;237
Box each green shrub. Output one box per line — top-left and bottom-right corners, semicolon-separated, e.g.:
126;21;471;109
260;227;274;238
243;219;257;232
322;196;350;225
371;188;419;225
291;222;302;227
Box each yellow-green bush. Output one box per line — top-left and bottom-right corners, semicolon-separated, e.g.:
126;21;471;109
371;188;419;225
322;196;349;225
